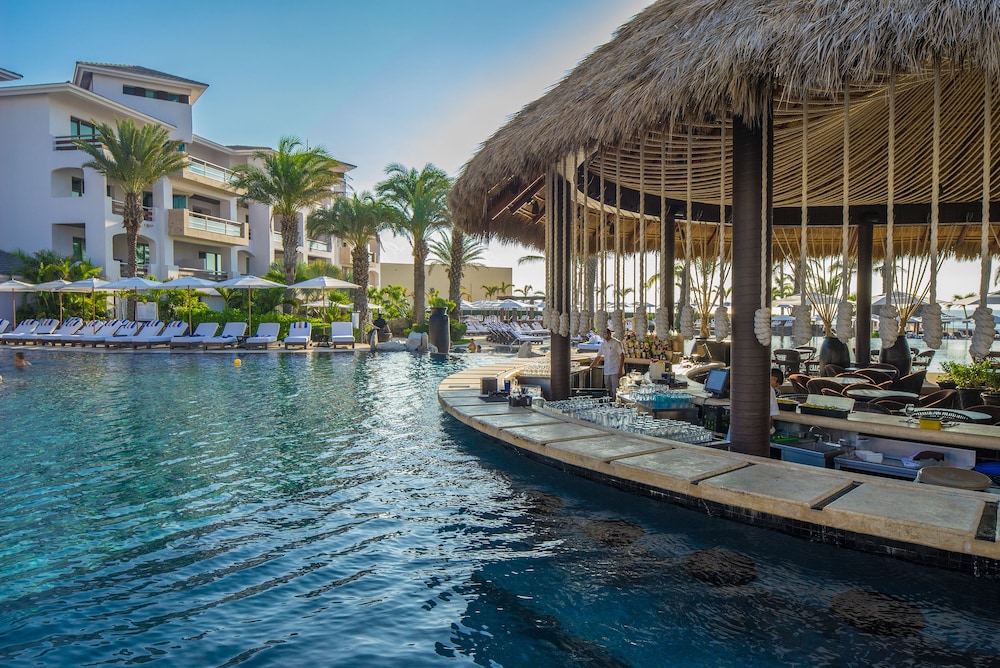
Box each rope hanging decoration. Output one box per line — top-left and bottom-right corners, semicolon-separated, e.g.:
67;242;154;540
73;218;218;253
679;125;695;340
611;145;625;339
569;154;580;339
715;119;732;342
793;90;813;346
880;74;901;348
543;168;554;332
753;111;771;346
923;61;945;350
635;135;649;339
559;155;571;339
596;158;609;336
655;126;671;341
970;74;995;360
580;156;591;337
835;80;856;345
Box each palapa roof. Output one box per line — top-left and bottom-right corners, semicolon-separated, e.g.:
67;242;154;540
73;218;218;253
452;0;1000;260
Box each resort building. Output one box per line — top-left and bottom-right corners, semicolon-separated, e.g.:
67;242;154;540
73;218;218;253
0;62;367;292
380;262;513;302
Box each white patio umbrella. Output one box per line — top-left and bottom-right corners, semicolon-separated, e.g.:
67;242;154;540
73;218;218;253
32;279;72;321
57;278;111;320
216;275;286;328
0;279;34;325
288;276;360;328
160;276;221;332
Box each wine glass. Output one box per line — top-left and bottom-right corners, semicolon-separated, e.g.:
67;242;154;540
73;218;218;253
903;403;915;423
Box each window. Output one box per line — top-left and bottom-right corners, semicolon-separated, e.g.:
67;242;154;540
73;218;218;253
172;195;187;209
106;185;113;197
71;176;84;197
142;192;153;208
72;237;86;261
70;117;96;138
136;243;150;266
198;251;221;273
123;85;189;104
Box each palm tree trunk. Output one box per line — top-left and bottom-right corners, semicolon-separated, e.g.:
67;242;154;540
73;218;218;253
448;228;464;320
353;247;370;330
123;191;143;319
413;238;428;325
281;213;299;285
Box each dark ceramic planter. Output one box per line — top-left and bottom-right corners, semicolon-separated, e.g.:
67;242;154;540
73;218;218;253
427;306;451;353
957;387;986;409
981;392;1000;407
818;336;851;375
879;336;911;376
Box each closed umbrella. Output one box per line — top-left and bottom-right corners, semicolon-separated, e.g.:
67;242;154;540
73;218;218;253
160;276;221;332
0;279;34;325
32;279;72;321
216;275;286;328
103;277;160;319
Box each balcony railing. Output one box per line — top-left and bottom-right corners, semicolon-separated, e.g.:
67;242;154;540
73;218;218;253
112;199;154;221
168;208;246;245
186;157;236;184
189;211;243;237
118;262;150;277
54;135;102;151
177;268;228;282
307;238;331;252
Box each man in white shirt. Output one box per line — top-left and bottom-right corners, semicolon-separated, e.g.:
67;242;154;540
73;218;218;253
587;328;625;399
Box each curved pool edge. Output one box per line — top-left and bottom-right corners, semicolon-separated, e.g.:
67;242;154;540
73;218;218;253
439;363;1000;578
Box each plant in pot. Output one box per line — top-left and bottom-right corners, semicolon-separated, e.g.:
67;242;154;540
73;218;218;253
982;367;1000;406
803;254;853;373
940;360;992;408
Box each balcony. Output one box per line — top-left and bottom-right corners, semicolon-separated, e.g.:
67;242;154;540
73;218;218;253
168;209;247;245
307;238;332;253
54;135;101;151
111;199;154;221
180;157;240;192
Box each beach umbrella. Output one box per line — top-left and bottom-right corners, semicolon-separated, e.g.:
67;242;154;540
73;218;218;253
216;275;286;328
58;278;111;320
289;276;359;327
103;277;161;318
0;279;34;325
32;279;72;321
160;276;221;332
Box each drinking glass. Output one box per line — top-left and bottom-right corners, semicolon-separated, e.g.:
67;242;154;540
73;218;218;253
903;403;916;423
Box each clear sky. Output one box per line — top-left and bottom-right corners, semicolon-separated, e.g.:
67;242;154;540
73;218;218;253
0;0;987;302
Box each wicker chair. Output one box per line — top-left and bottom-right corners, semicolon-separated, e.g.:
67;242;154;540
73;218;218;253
911;350;935;370
891;370;927;395
807;377;846;396
917;389;958;409
965;405;1000;425
773;349;802;375
822;363;846;377
855;368;894;386
788;373;811;394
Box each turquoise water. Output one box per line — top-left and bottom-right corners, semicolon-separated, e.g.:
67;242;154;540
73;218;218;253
0;350;998;666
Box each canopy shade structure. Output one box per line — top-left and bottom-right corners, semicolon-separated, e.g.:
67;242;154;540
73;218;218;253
288;276;359;328
32;279;72;321
450;0;1000;454
216;275;286;327
160;276;222;331
451;0;1000;260
58;278;111;321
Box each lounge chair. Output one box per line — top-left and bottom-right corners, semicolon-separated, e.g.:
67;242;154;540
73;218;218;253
53;320;104;345
328;321;354;348
284;321;312;349
8;318;59;344
170;322;219;349
244;322;281;349
1;319;40;344
115;320;165;348
100;321;142;347
30;317;84;345
0;319;10;335
73;320;126;346
131;321;187;348
202;322;247;349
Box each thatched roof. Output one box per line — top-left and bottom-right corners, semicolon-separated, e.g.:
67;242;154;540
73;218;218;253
452;0;1000;258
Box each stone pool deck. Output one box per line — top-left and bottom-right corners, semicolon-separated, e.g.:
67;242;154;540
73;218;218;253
439;361;1000;577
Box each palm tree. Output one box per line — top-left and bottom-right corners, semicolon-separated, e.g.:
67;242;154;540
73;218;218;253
482;284;502;299
73;118;187;278
230;136;343;285
308;191;394;328
376;163;451;325
429;228;486;318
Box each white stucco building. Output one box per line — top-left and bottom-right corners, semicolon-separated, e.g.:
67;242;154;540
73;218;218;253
0;62;375;288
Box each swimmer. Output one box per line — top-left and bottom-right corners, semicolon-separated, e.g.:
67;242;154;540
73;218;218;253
13;351;30;369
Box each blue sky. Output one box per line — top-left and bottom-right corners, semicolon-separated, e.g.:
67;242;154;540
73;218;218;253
0;0;985;299
0;0;649;288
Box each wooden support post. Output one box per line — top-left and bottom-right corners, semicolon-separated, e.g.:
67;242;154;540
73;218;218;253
856;218;874;363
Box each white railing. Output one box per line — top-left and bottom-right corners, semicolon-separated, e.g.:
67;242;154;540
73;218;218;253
112;199;154;221
188;212;243;238
307;238;331;252
187;157;236;184
272;231;283;244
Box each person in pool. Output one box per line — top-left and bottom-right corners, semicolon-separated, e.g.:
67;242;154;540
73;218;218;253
13;351;30;369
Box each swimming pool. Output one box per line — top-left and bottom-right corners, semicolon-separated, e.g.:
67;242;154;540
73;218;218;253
0;350;997;666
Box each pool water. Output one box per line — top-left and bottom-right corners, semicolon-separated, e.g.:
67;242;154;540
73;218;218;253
0;350;998;666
